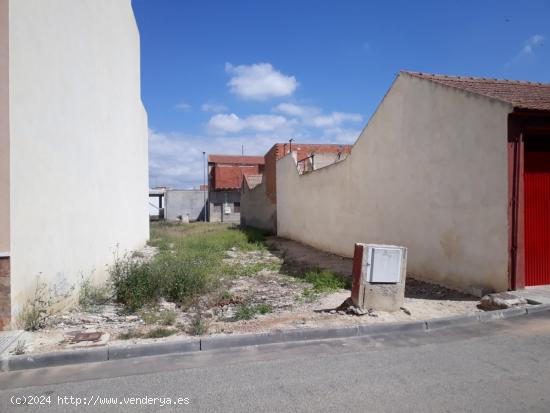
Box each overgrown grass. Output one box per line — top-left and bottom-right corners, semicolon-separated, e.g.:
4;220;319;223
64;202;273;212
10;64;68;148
110;223;267;312
256;303;272;314
118;327;177;340
233;304;257;321
159;310;177;326
187;314;210;336
223;260;281;277
229;303;272;321
145;327;176;339
304;269;349;292
118;330;143;340
299;269;349;301
79;277;111;310
17;279;61;331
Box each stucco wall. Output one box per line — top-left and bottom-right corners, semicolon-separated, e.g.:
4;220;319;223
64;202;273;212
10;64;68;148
240;182;277;233
277;74;513;293
0;0;9;254
165;190;207;222
9;0;149;317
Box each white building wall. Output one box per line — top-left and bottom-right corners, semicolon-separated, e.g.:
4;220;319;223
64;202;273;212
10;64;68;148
9;0;149;316
277;74;513;293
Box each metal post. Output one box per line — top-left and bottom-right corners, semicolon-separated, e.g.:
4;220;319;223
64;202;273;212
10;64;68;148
203;151;206;222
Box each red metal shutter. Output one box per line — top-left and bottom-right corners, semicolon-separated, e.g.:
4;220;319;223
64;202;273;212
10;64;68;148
524;151;550;286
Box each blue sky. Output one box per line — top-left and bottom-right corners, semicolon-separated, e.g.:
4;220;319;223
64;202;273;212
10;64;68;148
132;0;549;188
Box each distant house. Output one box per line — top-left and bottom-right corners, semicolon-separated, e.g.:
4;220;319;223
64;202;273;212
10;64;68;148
149;188;166;220
240;143;352;233
207;155;265;223
276;71;550;294
0;1;148;329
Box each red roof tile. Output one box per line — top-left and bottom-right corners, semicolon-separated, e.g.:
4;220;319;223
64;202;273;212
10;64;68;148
403;71;550;111
208;154;265;165
213;165;259;190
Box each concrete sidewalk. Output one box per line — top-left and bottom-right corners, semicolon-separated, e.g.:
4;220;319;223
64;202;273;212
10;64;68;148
2;311;550;412
2;304;548;372
513;286;550;305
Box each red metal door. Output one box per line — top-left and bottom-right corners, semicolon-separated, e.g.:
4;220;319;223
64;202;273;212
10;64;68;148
524;150;550;286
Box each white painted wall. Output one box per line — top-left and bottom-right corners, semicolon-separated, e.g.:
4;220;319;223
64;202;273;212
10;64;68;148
240;182;277;233
9;0;149;316
0;0;9;254
277;74;513;293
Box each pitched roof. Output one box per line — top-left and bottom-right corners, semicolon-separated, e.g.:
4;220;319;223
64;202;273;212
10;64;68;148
208;154;265;165
403;71;550;111
243;174;263;190
213;165;258;190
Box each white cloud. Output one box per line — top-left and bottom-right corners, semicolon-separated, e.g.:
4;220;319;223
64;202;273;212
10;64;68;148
273;102;320;118
522;34;544;54
201;103;228;113
506;34;545;67
149;129;284;189
309;112;363;128
206;113;244;134
174;102;192;112
273;102;362;128
206;113;294;135
225;62;298;100
322;127;362;144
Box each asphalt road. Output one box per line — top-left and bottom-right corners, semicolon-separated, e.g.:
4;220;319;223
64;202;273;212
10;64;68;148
1;312;550;413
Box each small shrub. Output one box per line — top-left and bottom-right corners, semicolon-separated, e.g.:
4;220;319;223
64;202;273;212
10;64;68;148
79;277;111;310
109;253;160;312
12;340;26;355
145;327;176;339
17;279;55;331
220;290;233;301
187;314;210;336
140;311;158;325
256;303;272;315
234;304;256;321
159;310;177;326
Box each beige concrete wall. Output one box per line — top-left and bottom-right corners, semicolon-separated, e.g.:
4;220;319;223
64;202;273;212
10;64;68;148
9;0;149;317
277;74;513;293
0;0;9;254
240;183;277;233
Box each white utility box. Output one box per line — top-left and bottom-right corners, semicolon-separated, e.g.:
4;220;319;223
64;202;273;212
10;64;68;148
364;245;405;283
352;243;407;312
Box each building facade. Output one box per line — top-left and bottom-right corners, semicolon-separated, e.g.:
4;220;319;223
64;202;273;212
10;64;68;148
207;155;264;223
276;72;550;294
0;0;149;329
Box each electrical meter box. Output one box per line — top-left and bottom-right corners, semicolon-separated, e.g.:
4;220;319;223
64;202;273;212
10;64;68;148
364;245;404;283
352;243;407;311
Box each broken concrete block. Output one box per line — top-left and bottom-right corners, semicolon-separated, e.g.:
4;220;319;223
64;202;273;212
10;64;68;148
479;292;528;310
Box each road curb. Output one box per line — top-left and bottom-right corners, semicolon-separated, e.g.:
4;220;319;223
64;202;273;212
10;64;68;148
2;304;550;372
108;339;200;360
